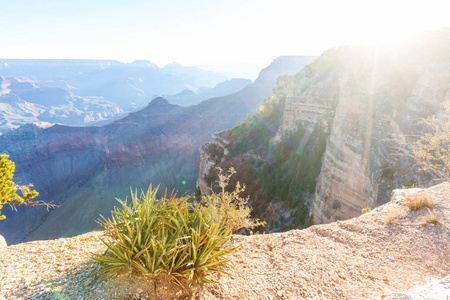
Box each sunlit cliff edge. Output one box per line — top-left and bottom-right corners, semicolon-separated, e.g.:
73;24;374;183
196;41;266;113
0;182;448;299
198;28;450;231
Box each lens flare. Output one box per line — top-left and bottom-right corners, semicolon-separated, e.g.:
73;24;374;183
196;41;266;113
296;123;316;155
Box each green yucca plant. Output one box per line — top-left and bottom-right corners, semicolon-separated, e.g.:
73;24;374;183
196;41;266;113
93;186;236;289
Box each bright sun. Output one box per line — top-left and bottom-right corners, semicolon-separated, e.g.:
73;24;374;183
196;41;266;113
347;1;448;47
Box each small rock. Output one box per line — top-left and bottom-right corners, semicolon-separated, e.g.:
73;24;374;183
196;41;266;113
0;234;7;247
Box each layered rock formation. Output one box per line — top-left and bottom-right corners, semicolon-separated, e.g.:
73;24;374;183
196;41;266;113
0;56;315;245
198;133;230;195
0;76;123;132
0;59;231;132
197;28;450;228
312;37;449;223
0;59;227;108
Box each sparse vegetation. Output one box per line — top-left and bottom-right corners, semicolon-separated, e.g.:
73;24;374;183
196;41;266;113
411;102;449;182
94;186;237;290
384;206;402;225
394;101;449;183
200;167;264;232
361;207;371;214
0;154;45;220
422;209;440;225
404;194;433;211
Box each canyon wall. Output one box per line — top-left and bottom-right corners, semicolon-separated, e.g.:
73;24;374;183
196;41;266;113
197;29;450;227
312;44;449;224
0;56;315;245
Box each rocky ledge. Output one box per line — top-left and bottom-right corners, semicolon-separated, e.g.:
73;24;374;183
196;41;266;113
0;182;449;299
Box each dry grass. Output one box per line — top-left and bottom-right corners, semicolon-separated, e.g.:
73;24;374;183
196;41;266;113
384;206;403;225
404;194;433;211
422;209;440;225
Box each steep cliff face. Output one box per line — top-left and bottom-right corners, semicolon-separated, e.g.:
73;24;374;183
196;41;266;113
196;56;318;194
0;56;315;245
197;28;450;229
282;32;449;224
274;65;338;133
197;85;328;231
312;40;449;224
198;133;230;195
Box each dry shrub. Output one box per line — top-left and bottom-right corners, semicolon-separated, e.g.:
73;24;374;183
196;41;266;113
422;209;440;225
404;194;433;211
385;206;402;225
200;167;264;232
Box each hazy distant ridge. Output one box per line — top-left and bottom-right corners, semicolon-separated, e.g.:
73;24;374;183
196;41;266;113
0;59;230;131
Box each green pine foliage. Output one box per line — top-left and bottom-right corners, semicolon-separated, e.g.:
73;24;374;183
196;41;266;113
94;186;237;289
0;154;39;220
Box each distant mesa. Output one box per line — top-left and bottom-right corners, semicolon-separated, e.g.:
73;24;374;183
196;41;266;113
164;62;182;68
163;77;253;107
0;93;25;104
149;97;170;105
0;58;230;131
8;81;36;91
33;121;55;129
130;60;157;68
177;89;196;96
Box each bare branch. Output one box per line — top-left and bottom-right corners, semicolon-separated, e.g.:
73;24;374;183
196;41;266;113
6;199;59;211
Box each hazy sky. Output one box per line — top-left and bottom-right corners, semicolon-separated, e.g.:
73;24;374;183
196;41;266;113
0;0;448;79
